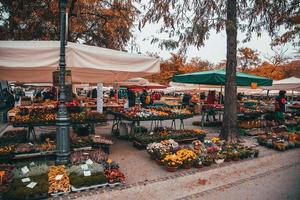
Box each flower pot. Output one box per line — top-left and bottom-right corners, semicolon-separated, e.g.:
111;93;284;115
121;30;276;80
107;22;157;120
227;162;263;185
215;159;225;164
253;150;259;158
183;164;192;169
150;154;156;160
155;159;163;165
165;166;178;172
203;161;212;166
232;156;240;161
195;164;203;168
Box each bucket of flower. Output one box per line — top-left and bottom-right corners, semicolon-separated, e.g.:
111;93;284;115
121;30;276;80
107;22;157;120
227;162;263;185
163;154;182;172
214;152;226;164
176;149;197;169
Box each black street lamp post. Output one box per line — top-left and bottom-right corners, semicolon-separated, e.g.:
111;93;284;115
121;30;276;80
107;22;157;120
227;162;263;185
56;0;70;164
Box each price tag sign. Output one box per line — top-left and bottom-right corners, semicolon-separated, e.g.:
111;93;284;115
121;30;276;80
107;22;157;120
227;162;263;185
55;174;63;181
21;166;29;174
86;159;93;165
81;164;89;170
83;170;91;177
22;178;31;183
26;182;37;189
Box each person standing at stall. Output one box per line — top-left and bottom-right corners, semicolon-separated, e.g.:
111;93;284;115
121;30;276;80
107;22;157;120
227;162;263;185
140;89;153;107
182;93;191;108
206;91;216;121
127;89;136;107
275;90;286;124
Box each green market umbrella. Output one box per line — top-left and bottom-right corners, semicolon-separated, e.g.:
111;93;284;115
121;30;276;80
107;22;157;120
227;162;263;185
172;69;272;86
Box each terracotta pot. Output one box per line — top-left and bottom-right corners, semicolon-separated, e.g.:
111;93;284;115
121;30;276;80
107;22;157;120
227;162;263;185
165;166;178;172
155;159;163;165
195;164;203;168
183;164;192;169
150;154;156;160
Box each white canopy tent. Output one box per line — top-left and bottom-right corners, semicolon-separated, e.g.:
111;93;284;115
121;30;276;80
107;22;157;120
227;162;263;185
0;41;160;83
262;77;300;91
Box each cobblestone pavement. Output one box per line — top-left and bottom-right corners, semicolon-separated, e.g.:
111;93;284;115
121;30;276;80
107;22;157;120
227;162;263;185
56;148;300;200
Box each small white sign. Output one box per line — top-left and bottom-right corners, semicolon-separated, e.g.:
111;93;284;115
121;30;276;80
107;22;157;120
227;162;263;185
83;170;91;177
55;174;63;181
21;166;29;174
86;159;93;165
81;164;89;170
26;182;37;189
29;162;35;166
21;178;31;183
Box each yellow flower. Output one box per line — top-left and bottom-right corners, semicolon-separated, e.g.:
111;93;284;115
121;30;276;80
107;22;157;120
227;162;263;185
107;159;112;164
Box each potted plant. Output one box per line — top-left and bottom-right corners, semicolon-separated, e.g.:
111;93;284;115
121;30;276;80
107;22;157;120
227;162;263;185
163;154;182;172
202;155;213;166
253;149;259;158
176;149;197;169
232;150;240;161
193;157;203;168
215;153;226;164
238;148;248;159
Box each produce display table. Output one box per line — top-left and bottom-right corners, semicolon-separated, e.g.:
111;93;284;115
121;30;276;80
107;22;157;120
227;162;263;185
200;107;224;129
12;119;107;142
109;110;193;136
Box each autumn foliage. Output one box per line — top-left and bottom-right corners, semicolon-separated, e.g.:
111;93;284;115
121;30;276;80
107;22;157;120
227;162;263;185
246;60;300;80
0;0;137;50
147;52;299;85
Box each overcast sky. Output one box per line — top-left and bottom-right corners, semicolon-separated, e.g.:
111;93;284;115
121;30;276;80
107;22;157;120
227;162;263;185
127;22;297;64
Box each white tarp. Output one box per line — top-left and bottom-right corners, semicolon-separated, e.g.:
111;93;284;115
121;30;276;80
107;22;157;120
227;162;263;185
0;41;160;83
262;76;300;91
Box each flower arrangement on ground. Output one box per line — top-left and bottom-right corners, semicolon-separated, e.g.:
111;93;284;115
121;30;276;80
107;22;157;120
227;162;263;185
176;149;198;169
163;154;183;172
215;152;226;164
146;139;179;160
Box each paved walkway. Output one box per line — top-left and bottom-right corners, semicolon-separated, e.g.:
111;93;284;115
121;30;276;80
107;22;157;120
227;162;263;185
60;148;300;200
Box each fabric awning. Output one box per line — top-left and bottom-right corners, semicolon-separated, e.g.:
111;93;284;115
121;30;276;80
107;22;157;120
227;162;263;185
0;41;160;83
262;76;300;91
172;69;273;86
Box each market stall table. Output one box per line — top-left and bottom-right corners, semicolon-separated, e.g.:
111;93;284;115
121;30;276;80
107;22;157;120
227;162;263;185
109;108;194;137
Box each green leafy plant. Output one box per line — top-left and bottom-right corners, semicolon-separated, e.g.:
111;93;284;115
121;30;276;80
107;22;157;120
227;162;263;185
3;174;48;200
70;172;107;188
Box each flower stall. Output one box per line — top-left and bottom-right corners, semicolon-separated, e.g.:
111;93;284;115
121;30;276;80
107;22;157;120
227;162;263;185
146;138;260;172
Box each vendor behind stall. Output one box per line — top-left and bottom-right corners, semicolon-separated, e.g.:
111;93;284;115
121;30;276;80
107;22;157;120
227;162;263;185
206;91;216;121
182;93;191;108
275;90;286;124
127;89;136;107
140;89;153;107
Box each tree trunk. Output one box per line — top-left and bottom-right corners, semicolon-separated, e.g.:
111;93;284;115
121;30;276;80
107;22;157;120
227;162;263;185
220;0;238;143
